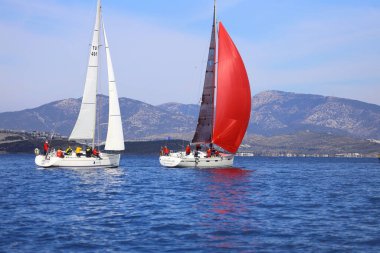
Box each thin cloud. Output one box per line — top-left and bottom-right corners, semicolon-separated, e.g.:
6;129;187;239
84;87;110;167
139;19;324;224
244;4;380;105
0;0;379;112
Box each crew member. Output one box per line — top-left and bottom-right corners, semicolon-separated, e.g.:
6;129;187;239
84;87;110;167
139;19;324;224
65;146;73;155
207;148;211;158
75;146;82;157
185;144;191;156
85;146;92;157
164;146;170;156
92;148;100;158
43;140;49;155
56;148;64;158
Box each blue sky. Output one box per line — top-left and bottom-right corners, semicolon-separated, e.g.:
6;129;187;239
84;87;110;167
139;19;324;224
0;0;379;112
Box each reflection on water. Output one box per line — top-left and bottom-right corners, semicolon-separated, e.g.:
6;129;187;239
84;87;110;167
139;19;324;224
198;167;257;249
203;167;252;215
67;167;125;186
61;167;128;223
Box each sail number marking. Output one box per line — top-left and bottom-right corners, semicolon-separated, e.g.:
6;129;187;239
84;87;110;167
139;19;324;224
91;46;98;56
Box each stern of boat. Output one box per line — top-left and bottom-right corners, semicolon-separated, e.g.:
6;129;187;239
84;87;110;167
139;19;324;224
35;155;59;168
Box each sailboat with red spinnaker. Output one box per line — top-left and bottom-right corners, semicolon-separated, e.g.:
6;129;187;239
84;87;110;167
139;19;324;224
159;1;251;168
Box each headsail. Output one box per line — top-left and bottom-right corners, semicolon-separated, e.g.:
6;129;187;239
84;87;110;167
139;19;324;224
192;3;217;144
69;0;101;144
212;22;251;153
103;23;125;151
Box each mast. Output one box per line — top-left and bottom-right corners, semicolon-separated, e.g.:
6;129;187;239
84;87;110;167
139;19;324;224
191;1;217;144
69;0;101;147
93;0;101;149
213;0;218;131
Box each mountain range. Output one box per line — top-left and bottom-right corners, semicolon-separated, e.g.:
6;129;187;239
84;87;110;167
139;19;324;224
0;90;379;142
250;91;380;139
0;91;380;157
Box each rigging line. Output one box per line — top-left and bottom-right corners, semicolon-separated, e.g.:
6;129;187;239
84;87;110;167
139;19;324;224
96;24;103;150
39;115;58;154
212;2;219;140
196;46;209;105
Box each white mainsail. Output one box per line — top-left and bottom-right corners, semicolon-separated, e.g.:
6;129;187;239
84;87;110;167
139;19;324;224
69;0;101;143
103;23;125;151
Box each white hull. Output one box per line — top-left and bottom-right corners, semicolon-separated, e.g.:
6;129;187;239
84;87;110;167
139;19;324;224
35;153;120;168
159;151;234;168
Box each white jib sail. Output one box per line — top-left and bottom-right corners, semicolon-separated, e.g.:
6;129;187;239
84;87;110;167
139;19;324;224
103;23;125;151
69;0;101;143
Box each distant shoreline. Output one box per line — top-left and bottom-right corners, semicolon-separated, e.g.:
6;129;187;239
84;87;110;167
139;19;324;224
1;130;379;158
1;152;378;159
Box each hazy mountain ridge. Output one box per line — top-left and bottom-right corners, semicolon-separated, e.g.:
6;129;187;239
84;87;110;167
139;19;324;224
0;91;379;141
251;91;380;139
157;103;199;118
0;95;197;140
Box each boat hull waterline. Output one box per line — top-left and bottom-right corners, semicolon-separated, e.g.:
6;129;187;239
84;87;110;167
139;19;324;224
159;152;234;168
35;153;120;168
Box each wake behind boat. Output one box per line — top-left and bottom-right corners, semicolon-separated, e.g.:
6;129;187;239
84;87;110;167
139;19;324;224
35;0;125;168
160;1;251;168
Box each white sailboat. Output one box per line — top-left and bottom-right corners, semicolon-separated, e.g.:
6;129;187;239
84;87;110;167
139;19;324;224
35;0;125;168
159;1;251;168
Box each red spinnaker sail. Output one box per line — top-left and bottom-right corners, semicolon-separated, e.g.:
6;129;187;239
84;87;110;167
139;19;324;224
212;22;251;154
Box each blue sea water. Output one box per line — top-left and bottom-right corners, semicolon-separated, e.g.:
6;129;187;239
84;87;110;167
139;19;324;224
0;154;379;252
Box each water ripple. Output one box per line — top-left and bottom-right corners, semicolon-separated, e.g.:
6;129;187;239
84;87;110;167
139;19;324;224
0;154;379;252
